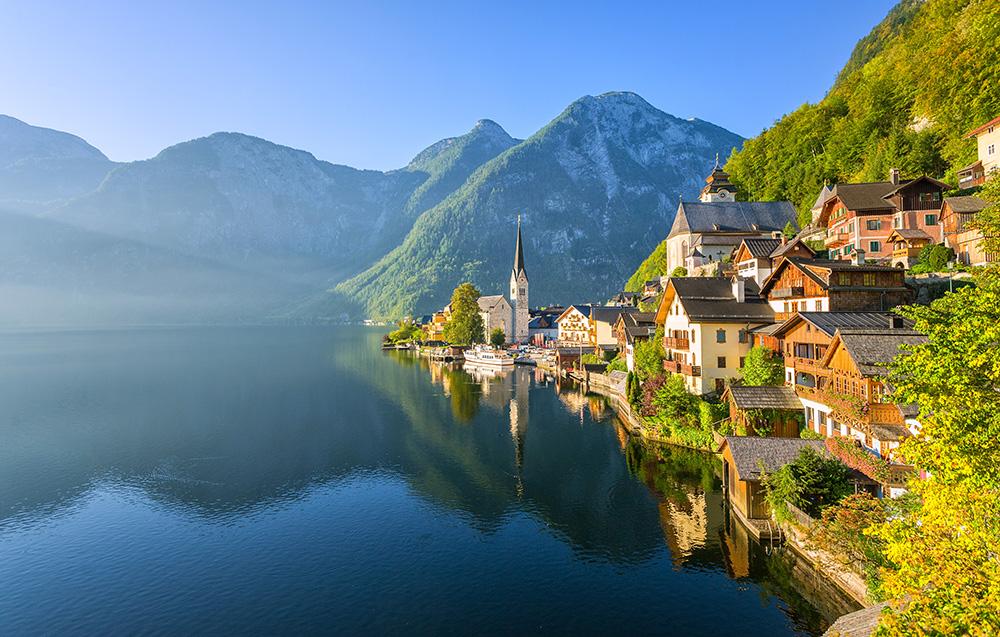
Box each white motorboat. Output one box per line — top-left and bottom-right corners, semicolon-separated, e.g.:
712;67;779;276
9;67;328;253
463;346;515;367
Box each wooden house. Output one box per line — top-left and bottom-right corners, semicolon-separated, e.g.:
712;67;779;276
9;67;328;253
732;235;815;285
940;195;993;266
718;437;828;537
721;385;803;437
613;311;656;372
758;256;912;322
958;115;1000;188
886;228;932;269
767;311;908;386
815;172;949;261
589;306;640;353
794;327;925;494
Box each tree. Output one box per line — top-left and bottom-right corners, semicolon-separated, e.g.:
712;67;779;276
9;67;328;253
762;446;853;519
652;374;699;423
442;282;485;345
634;326;665;381
489;327;506;348
740;345;785;386
873;263;1000;635
670;266;688;278
387;319;423;344
783;220;797;239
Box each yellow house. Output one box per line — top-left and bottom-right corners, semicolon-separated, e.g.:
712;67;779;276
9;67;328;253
655;277;775;395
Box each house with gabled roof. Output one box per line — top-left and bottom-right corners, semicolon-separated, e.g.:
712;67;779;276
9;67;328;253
758;256;912;322
613;311;656;372
795;327;926;496
768;311;911;386
665;165;798;273
477;294;512;343
886;228;933;269
816;171;949;261
589;305;641;353
655;277;774;395
732;235;815;285
555;304;594;346
958;114;1000;188
940;195;993;266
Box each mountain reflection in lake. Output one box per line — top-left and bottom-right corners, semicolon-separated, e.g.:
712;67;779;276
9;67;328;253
0;327;858;635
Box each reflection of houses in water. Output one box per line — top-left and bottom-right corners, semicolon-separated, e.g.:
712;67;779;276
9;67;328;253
657;492;709;566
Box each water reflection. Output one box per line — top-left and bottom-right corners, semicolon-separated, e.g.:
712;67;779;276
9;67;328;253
0;328;857;635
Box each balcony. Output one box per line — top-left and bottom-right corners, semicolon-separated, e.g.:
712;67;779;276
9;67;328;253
664;336;690;350
680;364;701;377
892;247;922;261
774;312;794;322
791;357;828;376
663;360;681;373
825;231;851;248
770;286;805;299
663;360;701;376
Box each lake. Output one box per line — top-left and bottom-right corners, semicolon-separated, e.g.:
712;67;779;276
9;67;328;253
0;326;857;635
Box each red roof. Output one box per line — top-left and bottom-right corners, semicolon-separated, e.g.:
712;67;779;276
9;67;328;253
966;115;1000;138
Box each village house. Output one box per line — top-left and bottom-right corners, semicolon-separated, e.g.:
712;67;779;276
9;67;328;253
731;235;815;285
767;312;909;386
426;305;451;341
612;311;656;372
589;306;639;355
885;228;933;269
717;437;872;538
665;163;798;273
794;327;926;496
655;277;774;395
555;305;594;347
527;315;558;346
815;171;949;261
477;295;512;342
941;195;992;266
957;114;1000;188
720;385;804;438
758;255;912;322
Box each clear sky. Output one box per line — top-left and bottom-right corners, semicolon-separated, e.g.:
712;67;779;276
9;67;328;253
1;0;897;169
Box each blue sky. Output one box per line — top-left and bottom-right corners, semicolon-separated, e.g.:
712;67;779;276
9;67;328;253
1;0;896;169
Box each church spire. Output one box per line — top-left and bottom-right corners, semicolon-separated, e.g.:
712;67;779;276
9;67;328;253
513;214;526;276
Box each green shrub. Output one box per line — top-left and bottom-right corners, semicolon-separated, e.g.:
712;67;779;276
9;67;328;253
670;266;688;277
580;353;606;366
606;357;628;374
698;400;728;431
763;446;854;521
740;346;785;386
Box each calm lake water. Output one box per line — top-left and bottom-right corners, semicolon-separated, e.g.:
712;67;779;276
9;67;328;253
0;326;857;635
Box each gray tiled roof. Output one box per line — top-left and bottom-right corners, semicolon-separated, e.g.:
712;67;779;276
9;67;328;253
671;278;774;323
888;228;931;241
726;385;803;410
740;238;783;258
811;184;834;211
830;182;901;211
944;195;988;214
770;235;816;258
721;436;828;481
787;312;911;338
669;200;798;237
835;329;927;377
477;295;508;311
590;305;640;324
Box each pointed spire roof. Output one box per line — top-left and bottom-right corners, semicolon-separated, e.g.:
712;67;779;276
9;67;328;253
513;215;526;277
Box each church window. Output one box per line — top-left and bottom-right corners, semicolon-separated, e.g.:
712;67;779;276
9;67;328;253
716;329;726;343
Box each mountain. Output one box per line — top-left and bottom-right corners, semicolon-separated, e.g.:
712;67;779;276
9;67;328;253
48;122;518;283
0;115;115;212
328;92;743;319
724;0;1000;226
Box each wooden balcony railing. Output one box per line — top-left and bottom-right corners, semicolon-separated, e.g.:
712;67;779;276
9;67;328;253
892;247;921;260
774;312;793;322
681;364;702;377
770;286;805;299
825;231;851;248
664;360;681;373
794;385;904;427
792;357;828;376
664;360;701;376
664;336;690;350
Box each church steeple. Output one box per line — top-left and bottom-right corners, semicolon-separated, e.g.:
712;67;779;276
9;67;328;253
513;214;526;277
699;155;737;202
509;215;529;343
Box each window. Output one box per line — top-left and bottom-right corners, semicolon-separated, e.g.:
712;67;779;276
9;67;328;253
838;273;850;285
739;357;745;368
738;329;748;344
894;216;901;229
866;219;881;231
919;192;941;203
716;329;726;343
814;300;822;310
717;356;727;368
924;213;938;226
715;379;725;394
848;222;855;234
990;144;996;156
863;273;876;286
691;330;696;343
869;240;881;253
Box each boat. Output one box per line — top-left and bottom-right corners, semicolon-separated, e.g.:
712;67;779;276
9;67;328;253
463;345;515;367
513;354;536;366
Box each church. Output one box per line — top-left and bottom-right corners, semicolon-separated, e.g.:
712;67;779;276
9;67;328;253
509;216;530;343
665;161;798;274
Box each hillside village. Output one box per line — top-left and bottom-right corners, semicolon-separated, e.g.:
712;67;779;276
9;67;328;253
385;113;1000;634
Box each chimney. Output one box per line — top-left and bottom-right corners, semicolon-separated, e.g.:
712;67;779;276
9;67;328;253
851;249;866;266
889;315;905;329
890;168;900;185
781;234;788;246
732;277;746;303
